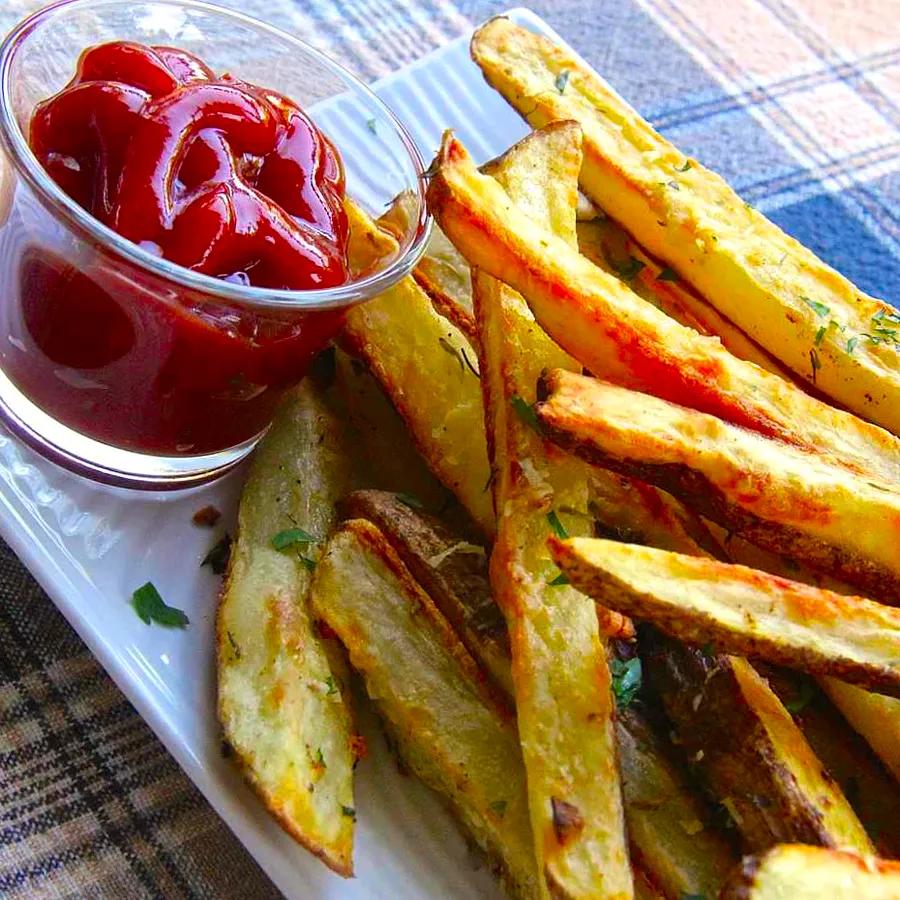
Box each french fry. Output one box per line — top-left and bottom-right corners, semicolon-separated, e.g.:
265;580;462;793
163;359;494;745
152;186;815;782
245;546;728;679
341;491;737;898
822;680;900;784
576;219;795;382
536;368;900;602
425;132;900;486
216;378;360;876
476;121;632;898
470;17;900;435
413;223;476;340
719;845;900;900
549;537;900;698
309;519;541;899
640;630;874;854
341;211;492;535
761;668;900;858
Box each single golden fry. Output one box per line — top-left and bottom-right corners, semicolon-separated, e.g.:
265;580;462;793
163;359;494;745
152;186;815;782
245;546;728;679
476;121;633;899
719;845;900;900
550;537;900;697
536;368;900;602
470;16;900;435
217;379;359;876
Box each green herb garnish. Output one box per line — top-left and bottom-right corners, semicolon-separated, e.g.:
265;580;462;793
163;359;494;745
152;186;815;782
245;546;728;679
809;347;821;382
676;160;692;172
489;800;508;818
396;492;424;510
201;534;232;575
555;70;570;93
131;582;189;628
802;296;830;317
298;555;317;572
271;527;317;550
614;256;646;281
611;657;642;709
784;679;816;714
846;336;858;354
341;805;356;820
325;676;338;696
366;118;377;134
226;630;242;659
547;510;569;539
548;572;570;587
657;266;679;282
814;325;827;346
511;394;544;436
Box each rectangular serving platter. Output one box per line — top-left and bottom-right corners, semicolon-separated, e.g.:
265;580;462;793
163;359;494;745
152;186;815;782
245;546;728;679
0;8;578;898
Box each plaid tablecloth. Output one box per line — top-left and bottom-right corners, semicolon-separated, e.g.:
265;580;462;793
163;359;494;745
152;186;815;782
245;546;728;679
2;0;898;896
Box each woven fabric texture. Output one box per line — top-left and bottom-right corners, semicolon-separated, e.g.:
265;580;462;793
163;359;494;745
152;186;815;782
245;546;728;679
1;0;898;896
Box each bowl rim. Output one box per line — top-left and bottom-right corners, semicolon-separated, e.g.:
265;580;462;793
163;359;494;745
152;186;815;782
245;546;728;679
0;0;432;311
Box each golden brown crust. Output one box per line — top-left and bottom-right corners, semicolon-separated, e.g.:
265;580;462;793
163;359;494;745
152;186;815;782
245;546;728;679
536;369;900;603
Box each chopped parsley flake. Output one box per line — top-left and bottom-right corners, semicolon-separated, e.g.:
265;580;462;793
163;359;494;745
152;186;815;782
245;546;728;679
548;572;570;587
395;492;424;510
676;160;692;172
611;657;642;709
202;534;232;575
226;630;242;659
784;679;816;714
547;510;569;539
341;805;356;820
366;118;377;133
809;347;821;382
657;266;679;282
325;676;338;696
314;748;326;768
801;296;830;318
555;70;570;93
298;555;317;572
846;336;858;354
490;800;508;817
614;256;646;281
814;325;827;346
271;527;317;550
511;394;544;436
131;582;189;628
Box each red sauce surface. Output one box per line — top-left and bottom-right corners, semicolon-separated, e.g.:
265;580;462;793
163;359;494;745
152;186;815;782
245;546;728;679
14;41;352;455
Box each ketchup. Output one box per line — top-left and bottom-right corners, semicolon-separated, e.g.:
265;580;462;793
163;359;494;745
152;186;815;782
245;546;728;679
11;42;352;455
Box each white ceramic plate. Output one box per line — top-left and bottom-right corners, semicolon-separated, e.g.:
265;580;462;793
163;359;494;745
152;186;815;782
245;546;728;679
0;8;567;897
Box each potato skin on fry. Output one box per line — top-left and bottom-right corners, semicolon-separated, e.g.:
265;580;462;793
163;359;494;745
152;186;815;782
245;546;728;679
640;631;874;854
719;845;900;900
471;16;900;436
549;536;900;698
536;368;900;602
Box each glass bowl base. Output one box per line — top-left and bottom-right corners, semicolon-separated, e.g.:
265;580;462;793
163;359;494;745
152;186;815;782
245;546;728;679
0;368;259;490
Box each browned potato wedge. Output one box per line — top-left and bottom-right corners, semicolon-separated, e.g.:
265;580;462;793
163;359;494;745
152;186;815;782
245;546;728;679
549;537;900;697
470;17;900;435
217;378;360;876
476;121;633;898
425;131;900;486
413;223;476;340
640;631;873;854
341;489;738;898
309;519;540;899
720;845;900;899
761;668;900;857
576;219;795;382
536;369;900;602
341;208;492;535
338;489;511;697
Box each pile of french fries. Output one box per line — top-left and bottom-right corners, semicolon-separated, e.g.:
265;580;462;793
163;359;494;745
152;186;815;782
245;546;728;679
216;16;900;899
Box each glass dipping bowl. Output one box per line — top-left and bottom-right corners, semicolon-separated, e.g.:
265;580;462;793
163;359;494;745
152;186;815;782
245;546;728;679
0;0;430;488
